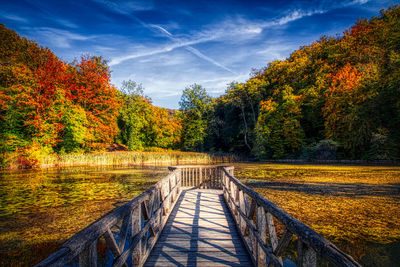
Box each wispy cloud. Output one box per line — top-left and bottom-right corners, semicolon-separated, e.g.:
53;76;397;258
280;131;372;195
109;19;236;74
25;27;92;48
108;2;358;68
1;14;28;23
349;0;370;5
108;10;307;68
148;24;236;74
92;0;154;14
56;18;78;29
274;9;325;25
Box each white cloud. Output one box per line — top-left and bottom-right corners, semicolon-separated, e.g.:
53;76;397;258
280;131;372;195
56;19;78;29
108;5;338;68
349;0;369;4
26;27;92;48
149;24;173;36
92;0;154;14
275;9;325;25
1;14;28;23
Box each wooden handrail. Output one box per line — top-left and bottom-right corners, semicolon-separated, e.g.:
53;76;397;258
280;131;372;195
36;165;361;267
36;169;182;267
221;167;362;267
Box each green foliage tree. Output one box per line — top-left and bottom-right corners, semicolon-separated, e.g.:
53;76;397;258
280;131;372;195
117;80;146;150
254;85;304;158
179;84;212;151
117;80;181;151
206;6;400;159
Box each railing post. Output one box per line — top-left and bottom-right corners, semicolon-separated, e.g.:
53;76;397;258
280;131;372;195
189;168;194;186
184;168;187;187
199;167;203;188
256;205;267;267
195;167;198;187
218;167;221;188
207;168;211;189
178;168;182;189
266;212;279;252
132;203;142;266
298;240;317;267
182;168;185;187
79;240;97;267
239;190;246;233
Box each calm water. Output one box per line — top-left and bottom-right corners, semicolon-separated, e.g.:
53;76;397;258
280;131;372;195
233;163;400;267
1;163;399;266
0;165;169;266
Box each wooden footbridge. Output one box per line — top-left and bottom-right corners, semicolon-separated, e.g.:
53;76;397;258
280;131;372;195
37;165;361;267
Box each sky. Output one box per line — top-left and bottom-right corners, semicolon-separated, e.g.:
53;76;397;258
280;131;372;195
1;0;399;108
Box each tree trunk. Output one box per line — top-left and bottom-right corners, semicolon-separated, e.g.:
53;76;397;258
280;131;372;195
240;106;252;152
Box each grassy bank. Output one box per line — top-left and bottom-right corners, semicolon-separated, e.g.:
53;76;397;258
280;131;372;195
2;151;220;169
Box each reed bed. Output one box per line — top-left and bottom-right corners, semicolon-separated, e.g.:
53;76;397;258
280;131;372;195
39;151;214;168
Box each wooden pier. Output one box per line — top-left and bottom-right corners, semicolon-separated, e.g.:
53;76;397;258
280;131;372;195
145;189;252;266
36;165;361;267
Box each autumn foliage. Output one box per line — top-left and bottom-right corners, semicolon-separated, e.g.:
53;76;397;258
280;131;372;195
0;25;181;167
198;6;400;159
1;6;400;166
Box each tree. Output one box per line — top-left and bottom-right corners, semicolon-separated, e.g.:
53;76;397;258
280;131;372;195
254;85;304;158
118;80;181;150
322;63;376;158
68;56;120;151
179;84;212;151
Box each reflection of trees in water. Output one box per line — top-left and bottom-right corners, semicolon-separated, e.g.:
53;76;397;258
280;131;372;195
346;240;400;267
233;163;400;266
0;165;168;265
0;166;167;215
246;181;400;198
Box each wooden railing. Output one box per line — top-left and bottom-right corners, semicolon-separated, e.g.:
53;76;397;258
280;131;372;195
36;168;182;267
220;167;361;267
169;165;224;188
36;165;361;267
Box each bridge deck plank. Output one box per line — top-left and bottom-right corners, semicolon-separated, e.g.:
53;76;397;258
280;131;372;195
144;189;253;267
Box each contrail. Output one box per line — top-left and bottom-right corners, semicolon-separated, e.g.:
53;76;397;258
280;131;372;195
184;46;235;74
107;0;368;70
147;24;236;74
109;13;236;74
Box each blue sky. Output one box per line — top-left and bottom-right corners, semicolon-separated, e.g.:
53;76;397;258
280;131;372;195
1;0;398;108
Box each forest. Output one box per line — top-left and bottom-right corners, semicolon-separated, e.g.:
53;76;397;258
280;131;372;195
0;6;399;167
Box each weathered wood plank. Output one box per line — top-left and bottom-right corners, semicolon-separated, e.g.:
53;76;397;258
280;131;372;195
103;228;120;257
131;203;141;266
274;229;293;257
145;189;253;267
144;260;252;267
266;212;278;251
154;239;245;247
298;240;317;267
257;205;267;267
153;243;248;252
147;251;251;258
79;240;97;267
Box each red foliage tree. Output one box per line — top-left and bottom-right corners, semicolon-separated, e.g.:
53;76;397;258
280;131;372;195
67;56;120;150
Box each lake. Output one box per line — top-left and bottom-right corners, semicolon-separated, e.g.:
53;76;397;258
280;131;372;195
0;165;168;266
234;163;400;267
0;163;399;266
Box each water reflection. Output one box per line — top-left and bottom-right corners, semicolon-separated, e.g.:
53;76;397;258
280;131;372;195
0;165;168;266
233;163;400;267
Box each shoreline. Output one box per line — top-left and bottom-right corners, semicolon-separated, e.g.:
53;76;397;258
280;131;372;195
1;151;212;170
1;151;239;170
